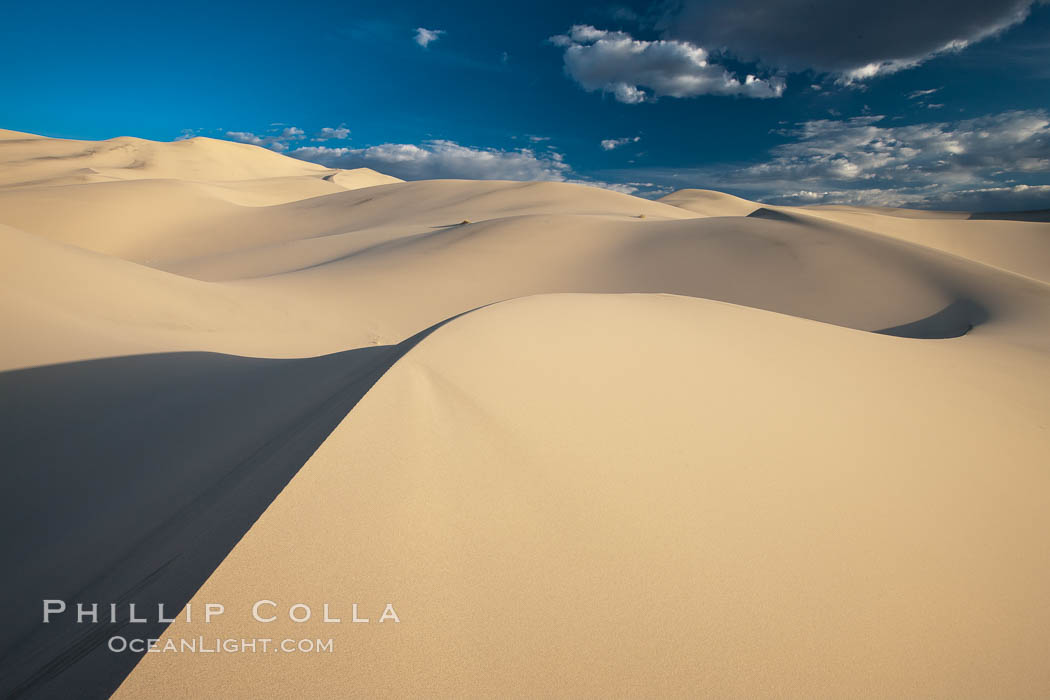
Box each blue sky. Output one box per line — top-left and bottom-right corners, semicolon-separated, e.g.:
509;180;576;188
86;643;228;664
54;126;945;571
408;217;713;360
2;0;1049;209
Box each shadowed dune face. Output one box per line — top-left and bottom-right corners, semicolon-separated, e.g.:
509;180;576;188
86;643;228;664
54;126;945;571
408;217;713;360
875;298;990;339
0;340;427;698
745;206;798;222
1;131;1050;697
969;209;1050;223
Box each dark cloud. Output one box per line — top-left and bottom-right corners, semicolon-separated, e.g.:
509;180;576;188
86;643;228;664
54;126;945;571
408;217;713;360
666;0;1041;79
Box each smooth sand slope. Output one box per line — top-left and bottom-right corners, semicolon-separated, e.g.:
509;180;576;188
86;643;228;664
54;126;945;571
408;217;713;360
116;293;1050;699
1;130;1049;698
793;204;1050;284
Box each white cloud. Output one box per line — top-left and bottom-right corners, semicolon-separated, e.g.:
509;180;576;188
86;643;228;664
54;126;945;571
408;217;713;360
908;88;941;100
414;27;444;48
774;184;1050;211
610;109;1050;210
225;126;305;152
612;83;648;104
290;139;663;195
317;126;350;140
226;132;265;145
837;55;934;83
733;110;1050;208
292;140;571;182
549;25;785;103
748;110;1050;184
601;136;641;150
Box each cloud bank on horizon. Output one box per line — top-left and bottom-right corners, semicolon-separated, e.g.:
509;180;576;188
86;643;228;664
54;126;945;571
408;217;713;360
711;109;1050;210
224;104;1050;209
289;140;656;195
223;128;659;195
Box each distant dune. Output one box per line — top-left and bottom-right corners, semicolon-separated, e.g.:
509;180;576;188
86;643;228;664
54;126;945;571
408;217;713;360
1;131;1049;698
325;167;404;190
657;187;762;216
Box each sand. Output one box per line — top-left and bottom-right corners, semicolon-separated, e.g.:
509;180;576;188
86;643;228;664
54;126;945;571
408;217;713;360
1;130;1049;698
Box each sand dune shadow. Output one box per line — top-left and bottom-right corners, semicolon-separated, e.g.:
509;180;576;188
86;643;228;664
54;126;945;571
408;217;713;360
0;331;434;697
874;298;989;339
968;209;1050;223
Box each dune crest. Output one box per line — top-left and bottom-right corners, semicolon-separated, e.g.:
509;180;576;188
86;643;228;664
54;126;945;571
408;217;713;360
326;167;404;189
115;293;1050;699
658;187;761;216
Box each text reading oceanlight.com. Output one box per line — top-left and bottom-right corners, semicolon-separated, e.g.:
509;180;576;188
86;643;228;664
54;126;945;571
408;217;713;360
108;636;336;654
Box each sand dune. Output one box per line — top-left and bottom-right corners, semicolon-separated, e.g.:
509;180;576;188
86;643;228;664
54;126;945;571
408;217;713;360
114;293;1050;699
0;345;400;697
2;130;1050;697
0;223;360;370
326;167;404;190
794;204;1050;283
658;187;761;216
0;130;339;187
5;197;1049;372
658;192;1050;283
4;135;1049;372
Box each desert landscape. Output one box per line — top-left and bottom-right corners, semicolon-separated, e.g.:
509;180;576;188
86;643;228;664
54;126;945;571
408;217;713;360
0;126;1048;697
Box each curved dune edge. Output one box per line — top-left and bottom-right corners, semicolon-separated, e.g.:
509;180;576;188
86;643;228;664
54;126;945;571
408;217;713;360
115;293;1050;699
0;311;470;698
5;197;1050;373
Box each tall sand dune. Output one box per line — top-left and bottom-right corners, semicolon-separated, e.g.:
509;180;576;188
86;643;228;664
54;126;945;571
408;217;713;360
1;130;1049;697
115;294;1050;698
